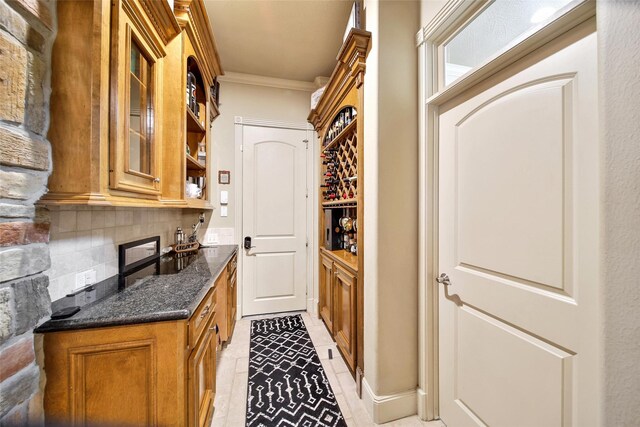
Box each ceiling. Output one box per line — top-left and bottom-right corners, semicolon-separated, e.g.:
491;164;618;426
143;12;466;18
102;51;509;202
203;0;354;83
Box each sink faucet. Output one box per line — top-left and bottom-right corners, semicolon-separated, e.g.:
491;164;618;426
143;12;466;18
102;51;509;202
189;213;205;243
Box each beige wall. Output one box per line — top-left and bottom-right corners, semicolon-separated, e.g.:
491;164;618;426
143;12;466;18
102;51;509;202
363;0;420;422
420;0;449;27
207;80;314;239
597;1;640;424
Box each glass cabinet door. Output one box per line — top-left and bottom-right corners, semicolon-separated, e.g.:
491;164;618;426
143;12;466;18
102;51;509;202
109;0;163;197
128;41;153;177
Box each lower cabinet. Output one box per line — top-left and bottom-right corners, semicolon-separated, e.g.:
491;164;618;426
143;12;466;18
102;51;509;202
319;250;358;373
41;257;238;426
216;254;237;344
227;254;238;339
319;253;334;333
333;262;357;371
188;318;217;427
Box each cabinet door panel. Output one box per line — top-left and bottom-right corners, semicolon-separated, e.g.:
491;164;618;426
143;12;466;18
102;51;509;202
68;339;157;425
188;325;216;427
319;253;334;333
110;0;163;196
333;263;356;371
227;266;237;339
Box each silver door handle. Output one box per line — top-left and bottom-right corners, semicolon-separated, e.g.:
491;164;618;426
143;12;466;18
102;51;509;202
436;273;451;286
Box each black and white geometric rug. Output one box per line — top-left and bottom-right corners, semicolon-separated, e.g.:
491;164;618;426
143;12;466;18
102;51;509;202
246;314;346;427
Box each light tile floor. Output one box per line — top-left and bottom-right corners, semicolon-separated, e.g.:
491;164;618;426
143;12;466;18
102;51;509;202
211;311;444;427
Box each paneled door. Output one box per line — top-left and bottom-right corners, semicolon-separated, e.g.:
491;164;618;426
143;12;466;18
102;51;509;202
242;125;308;316
438;33;598;427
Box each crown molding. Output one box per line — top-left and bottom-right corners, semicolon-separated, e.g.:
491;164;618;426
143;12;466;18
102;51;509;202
217;71;317;92
234;116;314;131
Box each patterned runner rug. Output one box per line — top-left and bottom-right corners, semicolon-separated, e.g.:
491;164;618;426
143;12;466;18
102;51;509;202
246;314;346;427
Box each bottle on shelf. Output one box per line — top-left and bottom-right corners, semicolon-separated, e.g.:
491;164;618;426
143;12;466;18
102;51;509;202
324;178;339;185
197;140;206;165
187;72;196;113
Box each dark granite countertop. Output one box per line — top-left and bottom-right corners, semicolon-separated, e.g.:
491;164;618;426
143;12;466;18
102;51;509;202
35;245;237;333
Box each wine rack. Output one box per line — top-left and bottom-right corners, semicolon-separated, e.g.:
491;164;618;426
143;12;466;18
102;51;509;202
322;118;358;206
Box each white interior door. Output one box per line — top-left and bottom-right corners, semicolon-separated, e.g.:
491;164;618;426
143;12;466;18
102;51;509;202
438;33;598;427
242;125;308;316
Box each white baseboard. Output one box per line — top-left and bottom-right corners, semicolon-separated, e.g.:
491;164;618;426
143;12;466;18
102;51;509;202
417;387;429;420
307;298;318;315
361;378;417;424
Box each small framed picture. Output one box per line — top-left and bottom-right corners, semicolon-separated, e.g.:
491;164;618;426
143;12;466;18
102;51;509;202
218;170;230;184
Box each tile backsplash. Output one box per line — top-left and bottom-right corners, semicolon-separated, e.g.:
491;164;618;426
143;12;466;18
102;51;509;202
46;207;204;301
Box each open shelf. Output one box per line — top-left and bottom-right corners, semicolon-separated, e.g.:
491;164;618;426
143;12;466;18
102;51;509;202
186;107;206;133
186;196;211;209
323;118;357;152
186;153;205;170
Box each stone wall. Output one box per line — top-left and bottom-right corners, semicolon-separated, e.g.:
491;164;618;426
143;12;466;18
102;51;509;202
0;0;55;424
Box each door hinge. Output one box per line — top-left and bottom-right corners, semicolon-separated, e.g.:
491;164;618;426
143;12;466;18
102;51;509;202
306;238;309;247
306;188;309;199
239;144;243;152
303;139;309;149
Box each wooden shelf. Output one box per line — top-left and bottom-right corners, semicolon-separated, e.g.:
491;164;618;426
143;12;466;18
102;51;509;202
186;107;206;133
322;198;357;207
186;153;205;170
323;118;357;152
186;197;212;209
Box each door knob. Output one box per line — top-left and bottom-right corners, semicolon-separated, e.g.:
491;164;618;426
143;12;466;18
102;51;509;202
436;273;451;286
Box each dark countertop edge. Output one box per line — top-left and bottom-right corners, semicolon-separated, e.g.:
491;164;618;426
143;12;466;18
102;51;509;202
35;310;191;333
35;245;238;334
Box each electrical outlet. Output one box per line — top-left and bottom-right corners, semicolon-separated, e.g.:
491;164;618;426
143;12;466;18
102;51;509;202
75;272;86;289
84;269;96;285
205;230;220;246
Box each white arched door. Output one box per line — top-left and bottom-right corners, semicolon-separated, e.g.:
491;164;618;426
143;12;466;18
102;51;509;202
437;32;598;427
241;125;308;316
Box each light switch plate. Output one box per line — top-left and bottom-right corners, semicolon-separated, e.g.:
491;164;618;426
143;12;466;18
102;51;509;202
220;190;228;205
220;206;228;217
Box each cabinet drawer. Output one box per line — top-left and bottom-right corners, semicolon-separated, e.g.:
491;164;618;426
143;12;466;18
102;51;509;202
189;287;216;348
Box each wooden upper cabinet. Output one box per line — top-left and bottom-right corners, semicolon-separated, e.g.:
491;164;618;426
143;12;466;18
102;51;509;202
109;0;167;196
42;0;222;208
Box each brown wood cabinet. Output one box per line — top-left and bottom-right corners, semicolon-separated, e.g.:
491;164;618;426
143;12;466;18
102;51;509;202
309;30;370;388
42;0;222;208
41;255;239;426
226;253;238;339
333;261;357;371
319;249;358;372
187;315;217;427
216;253;237;344
319;253;334;334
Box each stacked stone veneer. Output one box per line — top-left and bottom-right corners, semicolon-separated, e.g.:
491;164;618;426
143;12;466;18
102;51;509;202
0;0;55;424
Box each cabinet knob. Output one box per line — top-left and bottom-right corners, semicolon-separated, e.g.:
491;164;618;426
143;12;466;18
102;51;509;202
153;177;160;183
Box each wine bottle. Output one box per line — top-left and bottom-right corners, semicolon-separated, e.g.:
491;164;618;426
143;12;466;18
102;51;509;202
325;178;339;185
